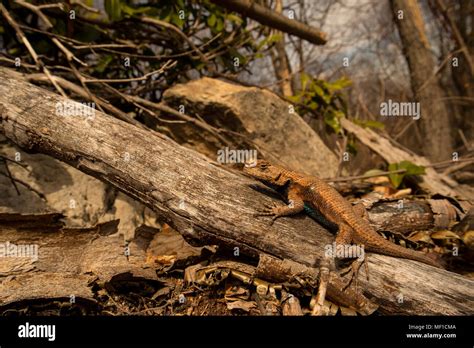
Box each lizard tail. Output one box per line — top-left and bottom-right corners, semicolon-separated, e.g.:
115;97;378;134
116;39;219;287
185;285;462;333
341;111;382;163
369;239;446;269
422;251;446;269
396;247;445;269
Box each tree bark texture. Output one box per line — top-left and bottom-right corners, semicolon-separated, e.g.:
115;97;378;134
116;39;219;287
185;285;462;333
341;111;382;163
0;67;472;315
391;0;454;162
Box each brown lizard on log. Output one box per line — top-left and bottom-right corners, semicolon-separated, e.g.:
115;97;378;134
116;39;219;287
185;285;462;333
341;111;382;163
243;159;444;269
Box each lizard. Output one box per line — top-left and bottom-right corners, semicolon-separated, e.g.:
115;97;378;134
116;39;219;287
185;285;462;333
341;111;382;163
243;159;445;270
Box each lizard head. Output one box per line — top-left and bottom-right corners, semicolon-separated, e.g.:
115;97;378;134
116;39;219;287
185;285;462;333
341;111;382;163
243;159;290;187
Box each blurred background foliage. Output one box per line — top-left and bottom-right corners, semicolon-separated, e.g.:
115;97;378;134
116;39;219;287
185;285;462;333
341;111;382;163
0;0;280;119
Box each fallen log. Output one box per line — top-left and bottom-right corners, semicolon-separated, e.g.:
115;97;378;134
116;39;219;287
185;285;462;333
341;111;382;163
0;67;473;315
0;216;157;309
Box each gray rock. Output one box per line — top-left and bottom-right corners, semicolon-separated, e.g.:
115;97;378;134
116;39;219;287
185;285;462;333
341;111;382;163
163;77;338;178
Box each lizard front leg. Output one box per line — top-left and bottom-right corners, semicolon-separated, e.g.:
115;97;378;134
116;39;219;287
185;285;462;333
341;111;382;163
255;189;305;224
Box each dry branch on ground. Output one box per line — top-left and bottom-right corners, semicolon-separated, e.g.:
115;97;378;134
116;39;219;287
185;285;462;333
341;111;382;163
1;67;473;315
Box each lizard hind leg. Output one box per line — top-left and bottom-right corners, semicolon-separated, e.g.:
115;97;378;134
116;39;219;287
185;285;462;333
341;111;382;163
340;258;367;291
334;223;367;290
335;222;354;246
352;202;370;221
334;223;355;282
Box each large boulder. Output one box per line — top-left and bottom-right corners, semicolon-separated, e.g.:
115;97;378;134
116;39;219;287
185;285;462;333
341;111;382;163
162;77;338;178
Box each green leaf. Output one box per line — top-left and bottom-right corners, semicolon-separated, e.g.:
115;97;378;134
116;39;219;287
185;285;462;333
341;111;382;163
399;160;426;176
171;13;185;28
95;55;113;73
313;84;330;104
159;6;172;21
256;33;282;50
388;162;404;188
215;17;224;32
346;140;357;156
324;110;342;134
286;95;301;103
327;76;352;91
207;14;217;27
388;161;425;188
120;3;152;16
227;13;243;25
363;169;387;177
7;47;20;55
120;3;136;16
300;73;309;92
268;33;283;43
105;0;122;22
308;101;318;110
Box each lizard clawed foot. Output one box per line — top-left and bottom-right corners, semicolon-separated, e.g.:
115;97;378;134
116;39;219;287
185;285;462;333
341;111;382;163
340;259;365;291
254;201;282;225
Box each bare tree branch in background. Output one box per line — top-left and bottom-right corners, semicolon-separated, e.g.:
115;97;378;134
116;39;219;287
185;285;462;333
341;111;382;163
210;0;327;45
269;0;294;96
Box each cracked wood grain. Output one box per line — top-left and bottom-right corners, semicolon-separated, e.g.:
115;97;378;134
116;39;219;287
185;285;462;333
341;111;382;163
0;67;473;315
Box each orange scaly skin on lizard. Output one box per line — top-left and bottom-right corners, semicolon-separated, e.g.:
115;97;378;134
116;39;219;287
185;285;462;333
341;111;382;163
244;160;443;268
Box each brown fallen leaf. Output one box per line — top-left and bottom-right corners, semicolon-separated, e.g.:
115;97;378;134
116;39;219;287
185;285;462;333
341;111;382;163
462;231;474;249
226;300;256;312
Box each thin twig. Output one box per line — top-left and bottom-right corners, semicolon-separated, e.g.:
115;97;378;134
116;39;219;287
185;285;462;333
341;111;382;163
141;16;210;67
37;3;64;10
0;154;29;170
0;3;67;97
326;169;407;183
70;0;100;13
84;60;177;83
13;0;104;117
131;101;186;124
73;43;137;50
327;157;474;183
442;160;474;176
435;0;473;75
393;118;416;140
1;160;20;195
427;157;474;168
0;55;38;70
26;73;142;127
0;171;46;199
458;129;472;151
335;135;348;178
95;82;165;122
415;48;463;94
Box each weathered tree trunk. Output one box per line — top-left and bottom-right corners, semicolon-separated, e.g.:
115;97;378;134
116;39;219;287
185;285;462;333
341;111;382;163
0;67;473;315
448;0;474;149
390;0;454;162
270;0;294;97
